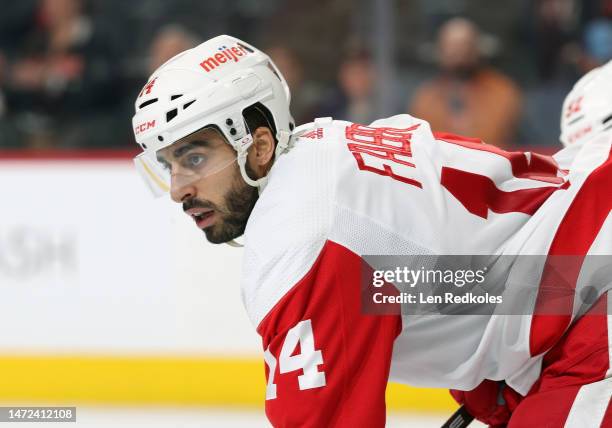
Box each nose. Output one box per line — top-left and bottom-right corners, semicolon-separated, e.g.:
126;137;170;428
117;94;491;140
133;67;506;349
170;173;197;203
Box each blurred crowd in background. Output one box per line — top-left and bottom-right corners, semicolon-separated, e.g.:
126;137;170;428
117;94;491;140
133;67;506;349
0;0;611;151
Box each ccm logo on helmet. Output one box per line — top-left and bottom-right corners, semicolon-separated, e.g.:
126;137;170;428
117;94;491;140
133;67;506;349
199;44;251;73
135;120;156;135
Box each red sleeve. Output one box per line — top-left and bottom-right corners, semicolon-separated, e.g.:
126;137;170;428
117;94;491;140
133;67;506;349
257;240;402;428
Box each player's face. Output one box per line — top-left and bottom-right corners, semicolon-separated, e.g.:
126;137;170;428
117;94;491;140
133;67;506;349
159;128;259;244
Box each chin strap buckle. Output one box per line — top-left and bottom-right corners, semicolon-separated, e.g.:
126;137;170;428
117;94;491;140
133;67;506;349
275;130;294;156
225;239;244;248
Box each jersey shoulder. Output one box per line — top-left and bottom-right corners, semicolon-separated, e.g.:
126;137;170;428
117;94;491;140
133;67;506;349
241;131;337;326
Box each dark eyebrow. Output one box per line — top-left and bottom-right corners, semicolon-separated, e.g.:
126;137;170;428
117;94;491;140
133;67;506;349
172;140;211;159
156;140;211;165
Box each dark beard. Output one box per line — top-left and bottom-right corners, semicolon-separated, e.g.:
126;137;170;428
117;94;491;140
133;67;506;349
207;165;259;244
183;164;259;244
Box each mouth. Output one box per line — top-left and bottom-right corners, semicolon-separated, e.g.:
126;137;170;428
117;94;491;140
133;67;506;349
186;208;216;229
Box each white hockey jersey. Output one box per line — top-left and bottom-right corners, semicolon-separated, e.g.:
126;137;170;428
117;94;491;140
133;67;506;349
240;115;612;427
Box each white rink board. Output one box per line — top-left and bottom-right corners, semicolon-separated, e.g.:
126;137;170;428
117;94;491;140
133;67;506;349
0;159;260;355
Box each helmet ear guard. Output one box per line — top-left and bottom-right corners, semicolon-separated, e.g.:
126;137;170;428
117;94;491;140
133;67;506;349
235;102;294;192
239;129;294;192
233;133;261;188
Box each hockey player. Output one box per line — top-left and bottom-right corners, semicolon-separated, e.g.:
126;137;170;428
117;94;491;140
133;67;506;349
450;60;612;427
131;36;612;427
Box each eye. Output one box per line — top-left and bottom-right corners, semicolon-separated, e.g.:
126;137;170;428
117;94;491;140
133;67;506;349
186;154;206;168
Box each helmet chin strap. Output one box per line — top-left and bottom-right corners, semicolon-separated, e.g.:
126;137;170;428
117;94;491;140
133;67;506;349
226;238;244;247
237;148;266;190
236;128;294;193
224;129;294;249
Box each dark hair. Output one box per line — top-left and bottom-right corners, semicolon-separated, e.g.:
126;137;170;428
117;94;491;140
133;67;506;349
243;102;277;142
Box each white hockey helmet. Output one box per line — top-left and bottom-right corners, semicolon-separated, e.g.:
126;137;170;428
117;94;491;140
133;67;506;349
132;35;294;196
560;59;612;147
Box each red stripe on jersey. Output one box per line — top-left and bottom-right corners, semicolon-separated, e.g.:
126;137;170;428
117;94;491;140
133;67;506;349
603;396;612;427
540;293;610;387
507;384;583;427
257;240;401;427
441;167;569;219
511;293;610;427
435;132;566;184
530;147;612;356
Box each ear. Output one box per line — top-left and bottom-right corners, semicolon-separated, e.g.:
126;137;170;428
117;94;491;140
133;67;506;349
246;126;275;178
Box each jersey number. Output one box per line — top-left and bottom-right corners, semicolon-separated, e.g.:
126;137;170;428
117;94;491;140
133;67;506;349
264;319;326;400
